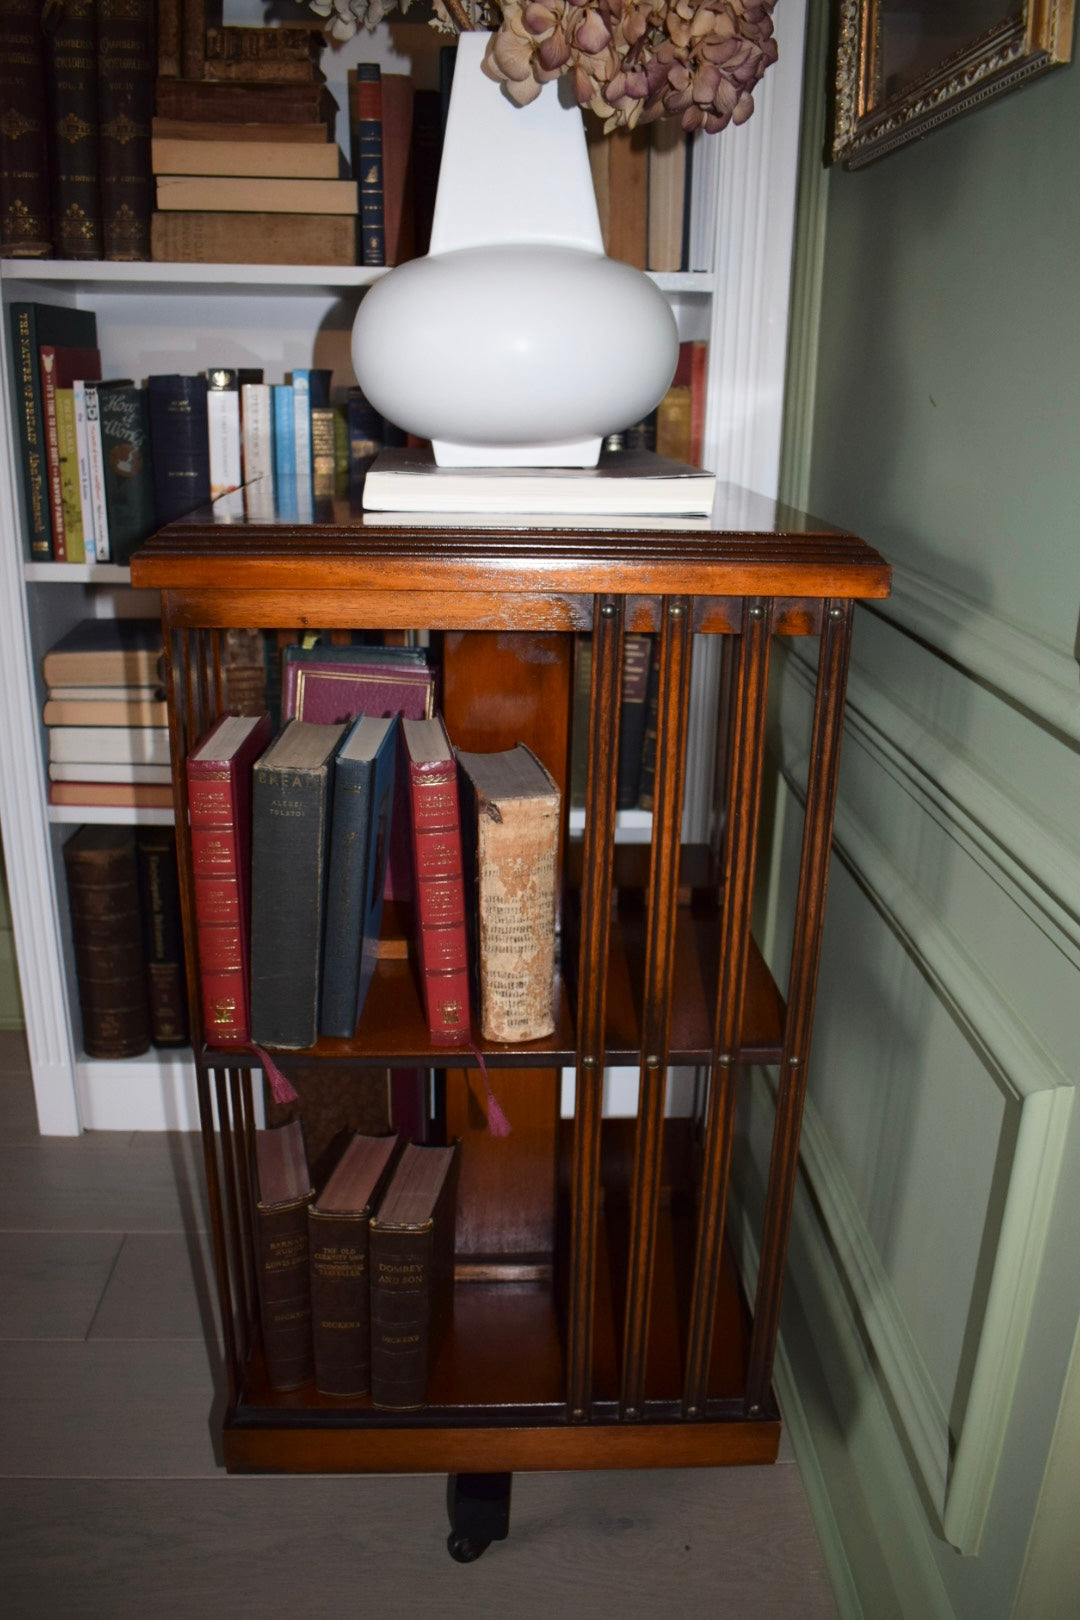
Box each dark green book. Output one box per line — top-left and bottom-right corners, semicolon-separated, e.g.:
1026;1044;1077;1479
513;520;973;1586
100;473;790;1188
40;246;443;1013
249;719;346;1050
8;302;98;558
98;383;156;562
319;714;397;1040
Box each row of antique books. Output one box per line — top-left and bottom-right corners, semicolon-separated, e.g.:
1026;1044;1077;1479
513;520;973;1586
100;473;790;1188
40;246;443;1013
62;823;188;1060
254;1120;458;1406
190;691;560;1059
0;8;343;263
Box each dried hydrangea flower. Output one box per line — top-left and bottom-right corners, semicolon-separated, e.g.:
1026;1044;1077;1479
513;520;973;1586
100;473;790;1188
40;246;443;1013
482;0;779;134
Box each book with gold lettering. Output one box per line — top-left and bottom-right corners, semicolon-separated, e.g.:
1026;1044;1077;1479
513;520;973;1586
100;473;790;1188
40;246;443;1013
254;1119;315;1391
369;1141;459;1411
308;1131;401;1397
186;711;272;1049
401;715;471;1047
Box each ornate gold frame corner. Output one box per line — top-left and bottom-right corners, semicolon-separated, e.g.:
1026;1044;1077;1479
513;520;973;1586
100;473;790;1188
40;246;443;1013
830;1;1076;169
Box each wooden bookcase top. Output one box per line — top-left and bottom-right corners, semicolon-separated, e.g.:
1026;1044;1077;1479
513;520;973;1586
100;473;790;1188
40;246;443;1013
131;483;891;608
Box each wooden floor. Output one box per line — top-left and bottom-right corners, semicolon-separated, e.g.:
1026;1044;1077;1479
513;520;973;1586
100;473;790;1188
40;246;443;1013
0;1031;836;1618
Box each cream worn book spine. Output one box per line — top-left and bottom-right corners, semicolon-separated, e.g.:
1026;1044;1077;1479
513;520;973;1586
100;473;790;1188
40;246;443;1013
456;744;560;1044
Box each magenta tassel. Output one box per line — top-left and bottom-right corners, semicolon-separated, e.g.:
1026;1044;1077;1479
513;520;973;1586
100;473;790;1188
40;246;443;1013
251;1045;299;1106
470;1042;512;1137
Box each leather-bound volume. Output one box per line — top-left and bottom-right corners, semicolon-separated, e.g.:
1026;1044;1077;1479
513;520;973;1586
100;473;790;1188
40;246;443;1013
308;1132;401;1397
45;0;103;260
0;0;53;257
401;716;471;1047
349;63;384;267
456;745;561;1043
369;1141;459;1411
96;0;154;261
155;76;338;131
147;374;210;525
134;825;187;1048
62;826;150;1060
186;712;272;1048
249;719;346;1051
203;26;323;76
156;0;180;79
253;1120;315;1392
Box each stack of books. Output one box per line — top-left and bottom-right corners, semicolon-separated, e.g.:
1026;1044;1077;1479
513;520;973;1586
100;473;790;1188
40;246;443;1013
152;24;355;266
253;1119;458;1409
360;444;717;524
43;620;171;810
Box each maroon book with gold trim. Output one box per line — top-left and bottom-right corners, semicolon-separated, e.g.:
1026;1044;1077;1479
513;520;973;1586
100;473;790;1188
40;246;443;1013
186;711;272;1048
401;715;471;1047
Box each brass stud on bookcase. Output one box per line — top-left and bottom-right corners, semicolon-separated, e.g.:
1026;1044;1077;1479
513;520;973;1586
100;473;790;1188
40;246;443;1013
748;604;765;621
668;602;684;618
600;602;616;618
830;605;845;619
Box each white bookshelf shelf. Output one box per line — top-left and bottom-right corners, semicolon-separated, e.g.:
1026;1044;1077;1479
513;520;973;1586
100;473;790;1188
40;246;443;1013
2;258;713;298
47;805;175;827
25;562;132;584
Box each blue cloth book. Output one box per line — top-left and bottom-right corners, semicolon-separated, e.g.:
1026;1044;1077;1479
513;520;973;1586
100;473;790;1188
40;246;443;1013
290;369;312;483
319;715;397;1040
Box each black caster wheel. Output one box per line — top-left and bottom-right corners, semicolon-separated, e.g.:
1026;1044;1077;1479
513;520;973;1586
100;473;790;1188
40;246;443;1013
447;1532;489;1563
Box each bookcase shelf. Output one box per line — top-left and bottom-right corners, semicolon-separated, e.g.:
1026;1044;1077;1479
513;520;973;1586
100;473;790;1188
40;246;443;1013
1;259;713;299
47;805;174;827
130;492;889;1499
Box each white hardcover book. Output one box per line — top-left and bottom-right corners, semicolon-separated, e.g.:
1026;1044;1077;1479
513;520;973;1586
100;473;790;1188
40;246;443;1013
241;382;273;483
71;380;98;561
49;760;173;784
82;383;111;561
47;725;171;765
207;369;242;499
362;446;717;517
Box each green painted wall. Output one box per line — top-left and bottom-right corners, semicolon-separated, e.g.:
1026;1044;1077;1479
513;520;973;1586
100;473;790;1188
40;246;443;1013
0;853;23;1030
763;11;1080;1619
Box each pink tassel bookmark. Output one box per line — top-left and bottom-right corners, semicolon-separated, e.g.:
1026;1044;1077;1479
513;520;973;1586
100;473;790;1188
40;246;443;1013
250;1044;299;1106
469;1043;512;1137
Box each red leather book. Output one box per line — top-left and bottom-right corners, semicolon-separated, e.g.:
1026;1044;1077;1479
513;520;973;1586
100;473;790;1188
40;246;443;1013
186;711;272;1048
39;345;101;560
281;648;433;726
401;715;471;1047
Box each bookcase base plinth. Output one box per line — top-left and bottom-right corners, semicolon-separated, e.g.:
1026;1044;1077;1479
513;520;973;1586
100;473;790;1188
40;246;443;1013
222;1416;781;1476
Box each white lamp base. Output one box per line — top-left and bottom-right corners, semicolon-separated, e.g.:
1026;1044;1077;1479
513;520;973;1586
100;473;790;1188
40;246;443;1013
351;35;678;470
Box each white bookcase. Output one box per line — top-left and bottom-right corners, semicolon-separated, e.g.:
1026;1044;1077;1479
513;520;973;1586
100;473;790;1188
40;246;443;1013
0;5;807;1134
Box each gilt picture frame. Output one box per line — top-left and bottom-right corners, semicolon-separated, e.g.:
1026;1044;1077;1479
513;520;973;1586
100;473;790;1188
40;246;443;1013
830;1;1076;168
